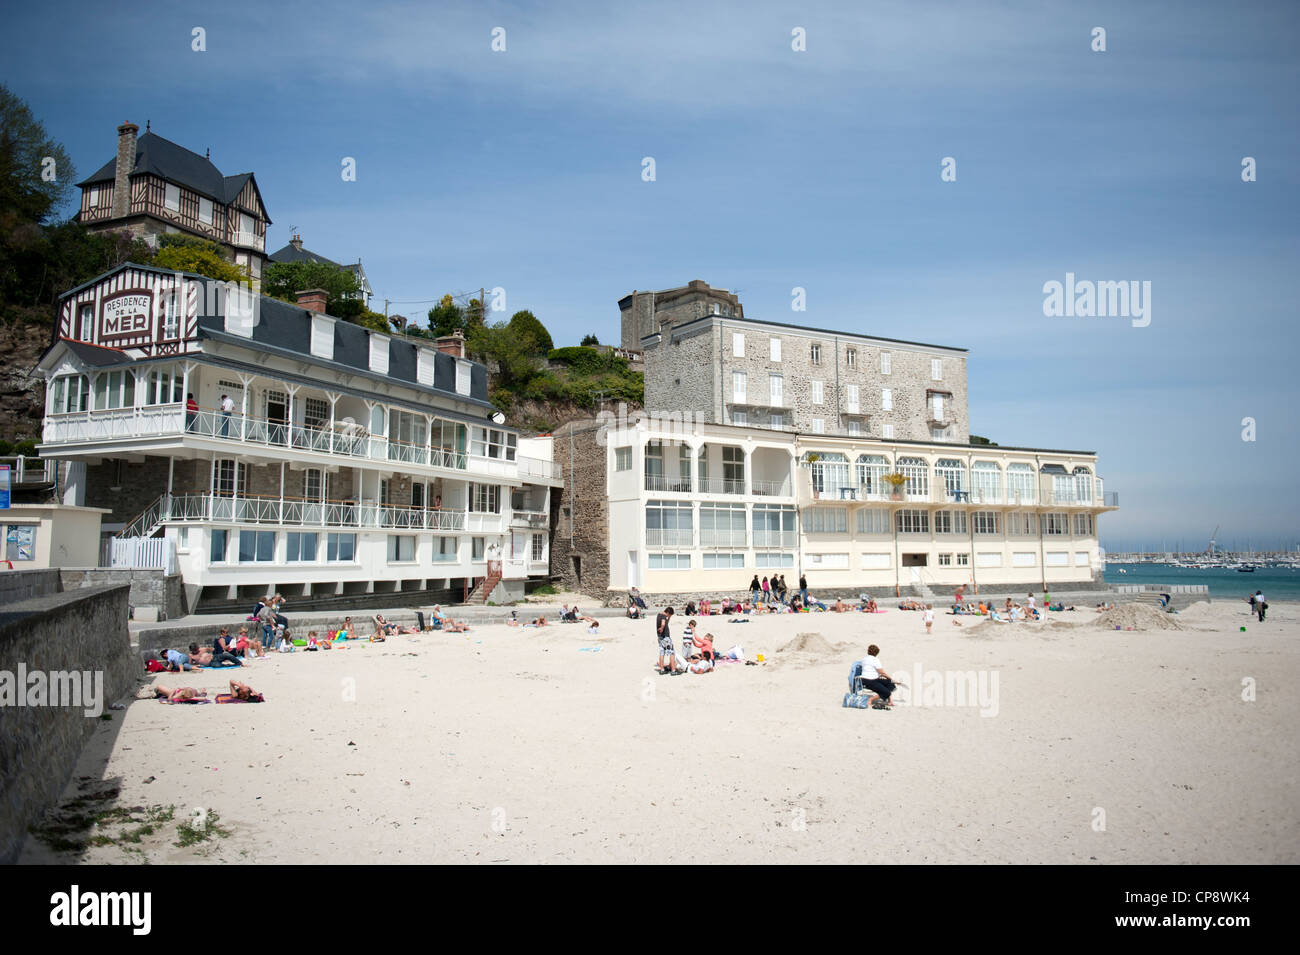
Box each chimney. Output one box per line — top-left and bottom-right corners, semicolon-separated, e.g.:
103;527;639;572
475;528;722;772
295;288;329;314
435;329;466;358
290;233;303;251
112;122;138;219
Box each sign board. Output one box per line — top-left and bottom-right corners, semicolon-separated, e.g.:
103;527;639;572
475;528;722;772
99;290;155;345
0;464;10;509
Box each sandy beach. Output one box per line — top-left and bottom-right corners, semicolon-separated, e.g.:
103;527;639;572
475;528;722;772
22;598;1300;865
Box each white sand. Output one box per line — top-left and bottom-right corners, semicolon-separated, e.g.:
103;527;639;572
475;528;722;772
22;599;1300;864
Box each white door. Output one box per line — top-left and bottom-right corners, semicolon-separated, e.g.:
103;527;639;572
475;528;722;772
910;566;921;584
627;550;639;588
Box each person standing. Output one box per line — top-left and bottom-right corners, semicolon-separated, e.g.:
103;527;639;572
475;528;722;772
1255;590;1266;622
749;575;761;605
656;606;680;673
760;576;771;605
799;573;809;608
220;393;235;437
923;603;934;633
185;392;199;432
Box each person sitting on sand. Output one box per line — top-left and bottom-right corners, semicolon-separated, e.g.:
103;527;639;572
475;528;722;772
374;614;401;637
216;680;264;703
864;595;878;613
582;617;600;634
856;644;897;710
699;598;711;616
1095;602;1114;612
307;630;333;650
336;617;354;640
561;605;581;622
832;598;849;613
431;606;470;633
154;685;207;702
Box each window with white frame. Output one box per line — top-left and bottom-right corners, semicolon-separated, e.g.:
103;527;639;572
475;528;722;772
198;196;213;224
209;528;228;563
646;501;693;547
1043;512;1068;535
531;533;545;561
470;426;512;459
811;418;824;434
882;423;894;439
212;459;247;497
897;456;929;497
303;468;323;501
326;533;356;561
1007;463;1036;504
753;504;795;545
881;388;893;411
938;553;953;566
649;553;691;569
703;553;745;569
77;304;93;340
472;537;486;560
895;509;929;534
810;343;822;365
806;507;847;533
470;483;502;513
771;413;785;429
846;347;857;369
931;393;944;420
973;511;1001;535
387;535;416;562
845;383;859;413
881;351;892;374
455;360;471;395
769;337;781;362
722;446;744;490
1073;513;1094;536
972;461;1002;504
934;510;967;534
286;532;318;562
164;183;180;212
1073;467;1094;504
732;333;745;357
935;458;966;497
811;380;824;405
614;447;632;471
411;482;425;508
956;552;970;566
769;374;783;405
146;368;183;405
434;537;456;561
303;397;328;429
806;452;849;496
1007;512;1038;536
856;508;889;534
847;420;861;436
86;185;100;209
931;358;943;380
699;504;746;546
93;370;135;410
238;529;275;563
856;454;888;495
732;371;747;403
49;374;88;414
732;410;748;426
755;552;794;568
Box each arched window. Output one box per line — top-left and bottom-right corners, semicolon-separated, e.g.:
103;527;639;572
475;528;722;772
856;454;888;496
896;456;929;498
1006;463;1036;504
1073;466;1093;505
935;458;967;498
971;461;1002;504
804;452;848;497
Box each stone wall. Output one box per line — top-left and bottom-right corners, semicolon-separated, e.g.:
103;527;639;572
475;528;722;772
620;281;743;351
0;568;61;605
0;584;135;865
551;420;610;597
644;317;970;444
59;569;187;620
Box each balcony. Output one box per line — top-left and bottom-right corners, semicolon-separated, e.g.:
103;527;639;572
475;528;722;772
41;405;520;479
752;530;797;548
517;455;560;482
699;528;747;547
0;455;58;486
510;509;549;528
162;492;503;532
645;474;694;493
231;230;264;251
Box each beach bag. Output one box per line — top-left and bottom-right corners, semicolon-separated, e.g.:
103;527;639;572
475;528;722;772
842;692;873;709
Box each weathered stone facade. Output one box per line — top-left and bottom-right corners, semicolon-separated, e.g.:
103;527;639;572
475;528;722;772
643;315;969;444
550;420;610;596
0;582;135;864
619;280;745;352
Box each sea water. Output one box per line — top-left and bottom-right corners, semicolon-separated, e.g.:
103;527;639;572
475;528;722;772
1105;563;1300;601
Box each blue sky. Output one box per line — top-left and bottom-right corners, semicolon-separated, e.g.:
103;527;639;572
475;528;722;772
4;0;1297;550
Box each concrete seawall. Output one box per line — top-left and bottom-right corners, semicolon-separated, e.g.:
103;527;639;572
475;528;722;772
0;584;136;865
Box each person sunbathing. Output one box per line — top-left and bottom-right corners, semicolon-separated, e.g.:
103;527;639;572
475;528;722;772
216;680;264;703
524;616;548;628
1095;602;1115;612
832;598;849;613
897;599;924;611
864;597;878;612
699;598;711;615
154;685;208;703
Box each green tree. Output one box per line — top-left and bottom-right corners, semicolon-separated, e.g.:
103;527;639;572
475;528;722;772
580;333;599;346
0;83;75;224
468;320;543;390
506;309;553;353
426;294;463;337
263;260;361;313
151;236;251;285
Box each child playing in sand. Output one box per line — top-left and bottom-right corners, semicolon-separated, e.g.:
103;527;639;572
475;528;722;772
923;604;934;633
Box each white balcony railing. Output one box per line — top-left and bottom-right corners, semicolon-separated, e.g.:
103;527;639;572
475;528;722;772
645;528;693;547
161;492;502;533
752;530;797;548
0;455;58;484
699;528;747;547
43;405;503;480
231;230;264;251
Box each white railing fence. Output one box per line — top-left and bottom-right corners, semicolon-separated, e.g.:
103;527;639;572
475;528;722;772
101;536;178;574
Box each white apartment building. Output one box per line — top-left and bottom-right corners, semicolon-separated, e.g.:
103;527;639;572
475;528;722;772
37;263;560;611
579;412;1115;597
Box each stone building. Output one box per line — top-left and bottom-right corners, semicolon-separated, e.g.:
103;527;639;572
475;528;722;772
618;280;744;352
642;313;969;444
76;122;272;281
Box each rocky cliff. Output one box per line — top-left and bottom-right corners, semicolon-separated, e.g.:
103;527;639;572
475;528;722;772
0;322;50;443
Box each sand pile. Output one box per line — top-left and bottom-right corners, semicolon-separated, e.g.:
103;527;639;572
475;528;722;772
1092;603;1183;631
777;632;836;654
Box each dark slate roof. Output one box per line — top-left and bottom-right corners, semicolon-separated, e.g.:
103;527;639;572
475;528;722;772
60;339;132;367
267;243;341;267
77;132;260;207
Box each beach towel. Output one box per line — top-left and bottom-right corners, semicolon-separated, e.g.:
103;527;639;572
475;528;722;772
577;646;603;653
162;697;211;704
215;693;264;703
